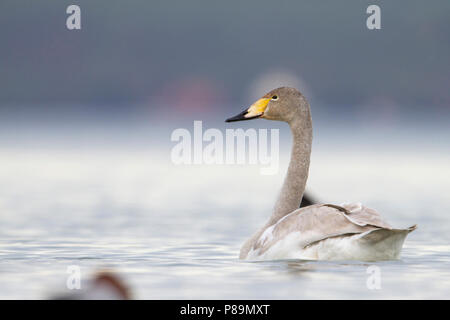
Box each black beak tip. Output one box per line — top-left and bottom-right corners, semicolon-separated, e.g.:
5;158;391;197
225;110;248;123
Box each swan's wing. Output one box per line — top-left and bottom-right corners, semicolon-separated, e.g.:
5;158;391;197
252;203;393;255
339;202;392;228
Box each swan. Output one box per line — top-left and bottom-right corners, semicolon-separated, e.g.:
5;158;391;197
226;87;416;261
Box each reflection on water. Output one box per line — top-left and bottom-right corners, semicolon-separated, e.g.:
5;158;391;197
0;120;449;299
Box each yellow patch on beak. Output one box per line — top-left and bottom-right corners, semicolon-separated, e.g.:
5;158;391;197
245;98;270;118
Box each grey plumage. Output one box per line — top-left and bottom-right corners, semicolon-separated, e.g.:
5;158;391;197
227;87;416;261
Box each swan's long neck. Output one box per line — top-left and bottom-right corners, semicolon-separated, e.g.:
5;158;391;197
269;107;312;224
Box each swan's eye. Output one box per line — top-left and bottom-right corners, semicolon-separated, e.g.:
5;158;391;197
271;95;279;101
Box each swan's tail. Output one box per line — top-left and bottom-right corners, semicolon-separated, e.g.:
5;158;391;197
354;224;417;261
303;225;417;261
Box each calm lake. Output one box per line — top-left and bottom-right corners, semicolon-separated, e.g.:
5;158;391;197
0;113;449;299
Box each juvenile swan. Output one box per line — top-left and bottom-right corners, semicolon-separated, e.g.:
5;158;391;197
226;87;416;261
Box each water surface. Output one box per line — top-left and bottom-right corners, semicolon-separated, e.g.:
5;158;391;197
0;117;449;299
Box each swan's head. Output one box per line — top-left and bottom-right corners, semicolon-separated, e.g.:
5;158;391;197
226;87;307;123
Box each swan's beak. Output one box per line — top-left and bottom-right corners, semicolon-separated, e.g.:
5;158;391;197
225;98;270;122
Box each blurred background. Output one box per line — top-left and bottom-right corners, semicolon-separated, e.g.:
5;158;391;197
0;0;449;299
